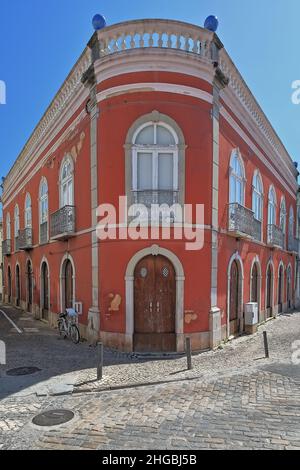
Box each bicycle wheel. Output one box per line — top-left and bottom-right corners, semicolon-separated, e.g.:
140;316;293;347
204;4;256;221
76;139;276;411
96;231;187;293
70;324;80;344
58;320;67;339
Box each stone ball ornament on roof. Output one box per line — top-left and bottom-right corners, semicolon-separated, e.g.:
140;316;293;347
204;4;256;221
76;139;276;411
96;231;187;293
92;14;107;31
204;15;219;32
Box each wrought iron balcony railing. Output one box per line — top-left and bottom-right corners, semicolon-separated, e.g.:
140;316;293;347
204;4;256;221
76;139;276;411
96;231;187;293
288;236;299;254
132;190;179;208
228;203;261;241
267;224;284;249
50;205;76;240
40;221;48;245
2;239;11;256
18;228;33;250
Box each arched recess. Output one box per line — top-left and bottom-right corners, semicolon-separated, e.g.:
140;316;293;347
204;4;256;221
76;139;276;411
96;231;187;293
125;244;185;351
227;252;244;337
250;256;262;314
278;261;284;314
40;257;50;321
265;259;275;318
60;253;76;311
15;263;21;307
26;257;33;312
286;263;293;309
7;264;12;303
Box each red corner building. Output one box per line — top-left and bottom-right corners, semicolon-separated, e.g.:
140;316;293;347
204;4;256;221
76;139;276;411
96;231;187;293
1;19;299;352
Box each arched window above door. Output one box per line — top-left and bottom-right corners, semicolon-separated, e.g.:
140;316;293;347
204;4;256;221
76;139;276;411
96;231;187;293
252;170;263;221
60;155;74;208
6;212;11;240
229;149;245;206
25;193;32;228
125;111;186;210
132;122;178;206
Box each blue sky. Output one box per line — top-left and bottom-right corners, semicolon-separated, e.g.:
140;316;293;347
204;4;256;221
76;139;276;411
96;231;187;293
0;0;299;184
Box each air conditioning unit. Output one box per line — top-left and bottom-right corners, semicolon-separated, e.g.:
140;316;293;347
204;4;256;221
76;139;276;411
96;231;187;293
244;302;258;325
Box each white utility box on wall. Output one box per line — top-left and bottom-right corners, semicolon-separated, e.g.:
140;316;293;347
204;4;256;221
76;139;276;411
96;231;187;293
244;302;258;326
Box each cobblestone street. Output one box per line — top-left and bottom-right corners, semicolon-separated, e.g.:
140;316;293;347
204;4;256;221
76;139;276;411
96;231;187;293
0;305;300;450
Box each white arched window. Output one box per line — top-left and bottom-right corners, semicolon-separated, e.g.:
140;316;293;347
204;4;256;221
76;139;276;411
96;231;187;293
252;171;263;221
14;205;20;237
280;197;286;238
25;193;32;228
60;156;74;207
6;213;11;240
229;150;245;205
40;179;48;224
132;122;179;205
268;186;276;226
289;206;294;240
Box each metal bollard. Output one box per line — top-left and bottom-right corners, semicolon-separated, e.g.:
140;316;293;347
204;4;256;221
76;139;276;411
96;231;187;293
97;342;104;380
263;331;269;359
186;337;193;370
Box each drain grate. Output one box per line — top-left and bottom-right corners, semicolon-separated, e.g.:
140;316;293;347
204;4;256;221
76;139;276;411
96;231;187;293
32;409;74;427
6;367;41;376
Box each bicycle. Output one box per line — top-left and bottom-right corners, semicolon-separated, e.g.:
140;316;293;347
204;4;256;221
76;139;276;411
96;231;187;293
58;309;80;344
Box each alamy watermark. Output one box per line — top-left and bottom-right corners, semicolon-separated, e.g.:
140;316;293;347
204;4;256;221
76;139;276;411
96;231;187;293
291;80;300;105
0;340;6;365
96;196;205;251
0;80;6;105
291;340;300;365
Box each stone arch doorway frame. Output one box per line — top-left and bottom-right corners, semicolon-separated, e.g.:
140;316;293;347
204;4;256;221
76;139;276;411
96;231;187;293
227;252;244;337
278;260;285;314
40;257;50;320
7;264;12;303
125;245;185;352
26;257;33;312
265;258;275;317
250;256;262;317
286;263;293;309
60;253;76;312
15;262;21;307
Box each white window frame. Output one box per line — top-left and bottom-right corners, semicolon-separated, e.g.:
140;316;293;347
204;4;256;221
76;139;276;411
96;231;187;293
268;186;277;226
289;206;294;240
132;122;179;193
252;170;263;221
229;149;245;206
25;193;32;229
14;205;20;237
280;197;287;245
6;213;11;240
39;178;49;225
59;155;74;208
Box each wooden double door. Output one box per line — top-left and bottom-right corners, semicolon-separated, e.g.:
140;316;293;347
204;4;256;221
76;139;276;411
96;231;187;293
134;255;176;352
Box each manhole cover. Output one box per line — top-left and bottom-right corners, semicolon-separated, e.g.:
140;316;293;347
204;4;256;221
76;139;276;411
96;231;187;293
6;367;41;376
32;409;74;427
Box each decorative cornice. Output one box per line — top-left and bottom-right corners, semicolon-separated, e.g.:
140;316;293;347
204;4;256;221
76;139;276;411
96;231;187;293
219;48;297;178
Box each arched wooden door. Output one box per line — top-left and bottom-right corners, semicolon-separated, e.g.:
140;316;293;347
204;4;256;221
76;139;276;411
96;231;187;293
287;267;292;309
41;262;49;321
278;265;283;314
64;260;73;310
27;261;33;312
251;263;259;303
134;255;176;352
229;260;241;336
16;265;20;307
8;266;12;303
266;265;273;318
